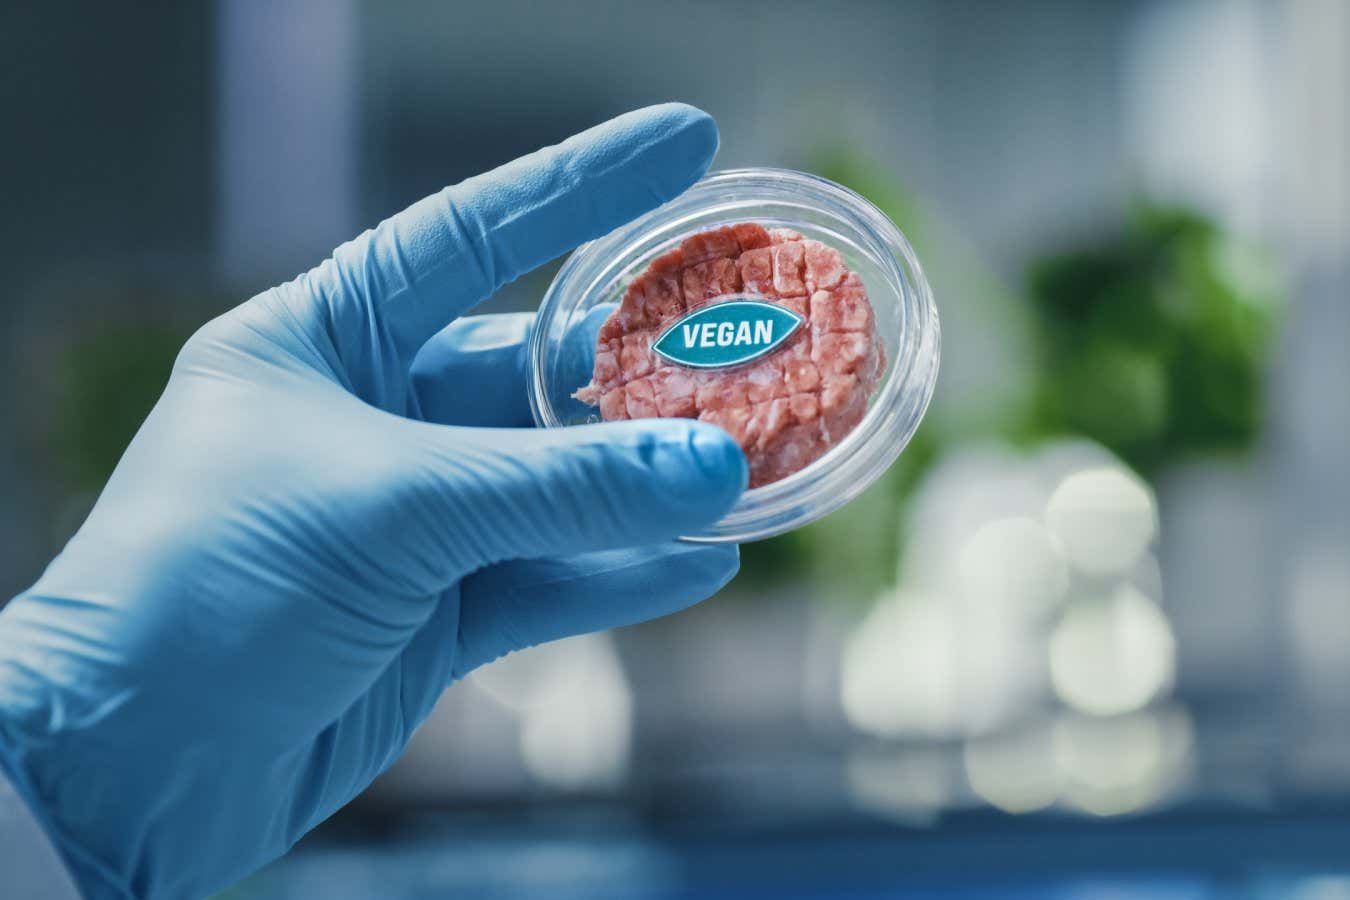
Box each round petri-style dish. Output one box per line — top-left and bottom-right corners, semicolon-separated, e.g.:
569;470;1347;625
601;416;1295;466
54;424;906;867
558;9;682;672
528;167;939;542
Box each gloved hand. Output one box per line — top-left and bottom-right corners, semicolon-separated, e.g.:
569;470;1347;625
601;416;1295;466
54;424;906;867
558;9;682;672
0;104;746;900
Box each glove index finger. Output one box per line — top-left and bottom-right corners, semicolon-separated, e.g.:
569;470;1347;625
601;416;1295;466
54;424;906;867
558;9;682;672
305;103;719;392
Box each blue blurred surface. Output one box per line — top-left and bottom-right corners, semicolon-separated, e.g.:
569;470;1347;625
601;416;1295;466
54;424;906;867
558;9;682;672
235;811;1350;899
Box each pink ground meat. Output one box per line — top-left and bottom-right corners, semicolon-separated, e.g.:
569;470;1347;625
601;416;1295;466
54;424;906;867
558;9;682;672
575;222;884;487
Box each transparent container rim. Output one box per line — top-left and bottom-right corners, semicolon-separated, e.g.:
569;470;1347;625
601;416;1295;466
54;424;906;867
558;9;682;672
528;167;940;542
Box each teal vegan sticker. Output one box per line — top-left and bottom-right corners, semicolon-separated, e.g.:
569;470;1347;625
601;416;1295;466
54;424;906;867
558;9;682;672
651;298;804;369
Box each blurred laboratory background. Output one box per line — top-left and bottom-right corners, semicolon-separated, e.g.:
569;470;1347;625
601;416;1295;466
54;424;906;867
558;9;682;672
3;0;1350;897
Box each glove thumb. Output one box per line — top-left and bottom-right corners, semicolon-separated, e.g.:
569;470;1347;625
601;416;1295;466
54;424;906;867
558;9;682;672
409;417;747;568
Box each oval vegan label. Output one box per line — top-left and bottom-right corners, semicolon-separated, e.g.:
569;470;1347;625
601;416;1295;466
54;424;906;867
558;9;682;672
651;298;804;369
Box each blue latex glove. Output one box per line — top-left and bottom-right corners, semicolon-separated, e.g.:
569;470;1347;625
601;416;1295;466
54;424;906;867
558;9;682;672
0;104;746;900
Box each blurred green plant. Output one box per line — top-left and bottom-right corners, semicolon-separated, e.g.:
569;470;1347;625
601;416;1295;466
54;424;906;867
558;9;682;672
1024;204;1279;476
53;323;188;492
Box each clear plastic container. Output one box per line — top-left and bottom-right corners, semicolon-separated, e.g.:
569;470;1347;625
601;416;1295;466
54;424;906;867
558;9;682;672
528;167;939;542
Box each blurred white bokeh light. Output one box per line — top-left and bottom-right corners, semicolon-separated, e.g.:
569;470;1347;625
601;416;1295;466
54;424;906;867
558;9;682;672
841;590;959;738
841;431;1186;823
1049;585;1176;716
472;634;633;791
1052;707;1193;816
846;748;953;824
1046;467;1158;576
962;720;1060;814
959;516;1069;617
841;584;1047;739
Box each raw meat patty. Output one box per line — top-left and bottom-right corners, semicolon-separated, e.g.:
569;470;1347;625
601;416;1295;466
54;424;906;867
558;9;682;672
575;223;885;487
